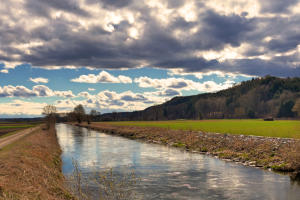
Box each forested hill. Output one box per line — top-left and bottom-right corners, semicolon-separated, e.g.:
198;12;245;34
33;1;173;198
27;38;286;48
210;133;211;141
101;76;300;121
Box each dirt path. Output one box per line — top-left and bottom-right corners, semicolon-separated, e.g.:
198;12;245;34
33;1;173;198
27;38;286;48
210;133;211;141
0;126;40;149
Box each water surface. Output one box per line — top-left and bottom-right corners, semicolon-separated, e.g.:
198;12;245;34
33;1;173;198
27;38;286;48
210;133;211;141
56;124;300;200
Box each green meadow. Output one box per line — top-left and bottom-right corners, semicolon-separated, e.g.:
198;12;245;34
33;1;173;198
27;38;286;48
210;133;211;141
105;119;300;138
0;122;37;138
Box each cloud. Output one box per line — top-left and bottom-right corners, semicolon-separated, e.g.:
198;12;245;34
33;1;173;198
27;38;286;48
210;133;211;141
134;76;234;93
260;0;298;13
54;90;75;98
0;0;300;78
0;85;75;98
156;89;181;97
68;89;170;112
71;71;132;83
0;85;36;98
29;77;49;83
0;69;8;73
0;100;47;115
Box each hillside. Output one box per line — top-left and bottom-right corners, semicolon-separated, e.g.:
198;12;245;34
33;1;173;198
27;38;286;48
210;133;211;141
101;76;300;121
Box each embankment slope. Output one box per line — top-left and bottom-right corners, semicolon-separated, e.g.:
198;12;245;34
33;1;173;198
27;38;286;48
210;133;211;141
0;126;74;200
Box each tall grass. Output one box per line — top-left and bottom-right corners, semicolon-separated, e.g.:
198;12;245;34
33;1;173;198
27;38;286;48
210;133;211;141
69;159;139;200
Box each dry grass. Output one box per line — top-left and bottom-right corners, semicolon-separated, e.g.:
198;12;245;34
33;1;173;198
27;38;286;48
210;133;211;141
0;125;74;200
69;160;138;200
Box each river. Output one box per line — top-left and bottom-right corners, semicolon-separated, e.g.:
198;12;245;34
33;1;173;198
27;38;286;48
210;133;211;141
56;123;300;200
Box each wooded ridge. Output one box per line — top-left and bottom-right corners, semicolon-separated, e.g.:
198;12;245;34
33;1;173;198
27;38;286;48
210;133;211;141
100;76;300;121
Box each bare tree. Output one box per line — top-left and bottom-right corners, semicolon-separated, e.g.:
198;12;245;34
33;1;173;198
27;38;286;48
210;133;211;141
74;104;86;124
42;105;57;129
89;109;100;123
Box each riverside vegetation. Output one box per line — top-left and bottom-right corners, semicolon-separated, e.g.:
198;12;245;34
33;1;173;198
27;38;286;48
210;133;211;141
68;160;139;200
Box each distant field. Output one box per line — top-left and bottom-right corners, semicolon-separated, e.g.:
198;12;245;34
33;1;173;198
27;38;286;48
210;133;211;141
0;122;37;138
101;120;300;138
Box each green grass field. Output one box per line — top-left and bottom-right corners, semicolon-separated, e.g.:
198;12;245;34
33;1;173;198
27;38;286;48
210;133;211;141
0;122;37;138
104;119;300;138
0;125;35;129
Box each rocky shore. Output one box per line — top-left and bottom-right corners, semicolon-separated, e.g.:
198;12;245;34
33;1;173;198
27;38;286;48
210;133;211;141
72;122;300;180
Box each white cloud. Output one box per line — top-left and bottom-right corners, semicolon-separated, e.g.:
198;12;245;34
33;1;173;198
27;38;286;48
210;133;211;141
155;89;181;97
118;75;133;83
0;100;47;115
2;61;23;69
134;76;235;93
66;89;168;113
0;69;8;73
54;90;75;98
78;91;93;99
29;77;49;83
0;85;74;98
168;69;256;80
71;71;132;84
32;85;53;97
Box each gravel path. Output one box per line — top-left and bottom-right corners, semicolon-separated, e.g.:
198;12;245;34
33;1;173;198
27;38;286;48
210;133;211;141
0;126;40;149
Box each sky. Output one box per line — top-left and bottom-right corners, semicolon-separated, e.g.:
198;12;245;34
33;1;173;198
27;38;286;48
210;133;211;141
1;0;300;117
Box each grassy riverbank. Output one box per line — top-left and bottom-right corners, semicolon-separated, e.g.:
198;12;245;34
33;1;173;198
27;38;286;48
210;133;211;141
74;122;300;177
0;125;74;199
107;120;300;138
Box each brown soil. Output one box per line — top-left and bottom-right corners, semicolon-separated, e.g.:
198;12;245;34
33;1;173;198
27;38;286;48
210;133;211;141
0;125;74;200
73;122;300;176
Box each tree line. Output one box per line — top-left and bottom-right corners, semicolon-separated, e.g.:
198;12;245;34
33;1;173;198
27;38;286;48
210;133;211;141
42;104;101;127
42;76;300;123
66;104;101;124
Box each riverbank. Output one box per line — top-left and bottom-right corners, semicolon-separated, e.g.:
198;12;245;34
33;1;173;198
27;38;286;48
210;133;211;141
73;122;300;179
0;125;74;199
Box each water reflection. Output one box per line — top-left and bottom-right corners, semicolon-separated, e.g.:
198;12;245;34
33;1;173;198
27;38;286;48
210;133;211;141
56;124;300;200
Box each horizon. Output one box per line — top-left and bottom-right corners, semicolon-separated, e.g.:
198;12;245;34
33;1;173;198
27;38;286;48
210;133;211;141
1;0;300;117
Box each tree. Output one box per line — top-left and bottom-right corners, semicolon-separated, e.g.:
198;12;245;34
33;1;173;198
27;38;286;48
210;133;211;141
89;109;101;122
277;100;295;118
292;99;300;117
247;110;256;119
74;104;85;124
42;105;57;129
234;107;245;119
67;111;76;122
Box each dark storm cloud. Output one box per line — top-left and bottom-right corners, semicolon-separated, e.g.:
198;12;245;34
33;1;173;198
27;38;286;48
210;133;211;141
267;34;300;53
155;56;300;78
260;0;298;13
166;0;185;8
157;89;180;97
121;94;147;102
199;11;255;48
1;0;300;77
26;0;90;17
155;58;219;72
86;0;133;8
